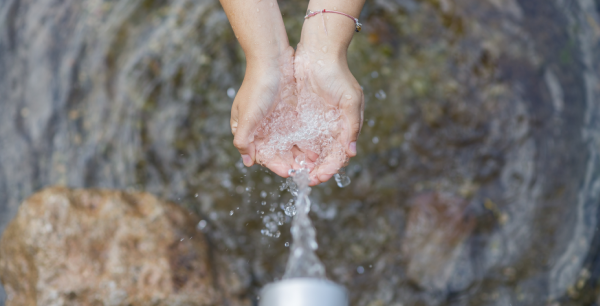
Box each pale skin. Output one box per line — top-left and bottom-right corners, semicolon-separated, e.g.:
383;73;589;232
220;0;366;186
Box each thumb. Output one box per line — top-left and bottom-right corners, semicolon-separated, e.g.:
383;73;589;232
340;88;364;157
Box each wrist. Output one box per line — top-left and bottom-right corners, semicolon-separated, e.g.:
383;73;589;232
299;13;355;61
244;41;292;73
244;45;295;87
244;38;290;64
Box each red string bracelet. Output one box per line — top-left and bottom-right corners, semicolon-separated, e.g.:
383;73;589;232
304;9;363;35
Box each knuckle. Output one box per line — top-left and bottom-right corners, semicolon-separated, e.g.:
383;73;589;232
351;121;362;134
232;137;246;150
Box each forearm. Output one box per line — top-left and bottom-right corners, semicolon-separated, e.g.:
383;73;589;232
300;0;366;59
219;0;290;69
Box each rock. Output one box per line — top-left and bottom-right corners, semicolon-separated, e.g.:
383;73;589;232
0;187;223;306
402;192;476;292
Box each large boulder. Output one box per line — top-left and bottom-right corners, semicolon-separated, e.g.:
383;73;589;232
0;187;229;306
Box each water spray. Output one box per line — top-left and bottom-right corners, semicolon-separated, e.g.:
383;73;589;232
259;164;350;306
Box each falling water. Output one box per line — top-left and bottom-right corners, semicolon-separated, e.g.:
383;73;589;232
282;165;326;279
276;153;351;279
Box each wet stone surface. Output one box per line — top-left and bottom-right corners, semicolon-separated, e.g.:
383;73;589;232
0;0;599;305
0;187;247;306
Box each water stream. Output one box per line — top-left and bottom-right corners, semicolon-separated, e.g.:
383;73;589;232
283;166;326;279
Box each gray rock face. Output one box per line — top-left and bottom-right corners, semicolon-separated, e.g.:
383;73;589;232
402;192;476;293
0;0;598;305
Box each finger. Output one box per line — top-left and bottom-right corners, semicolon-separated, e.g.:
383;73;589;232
339;89;364;158
317;161;342;185
231;103;256;167
233;131;256;167
305;149;319;163
289;146;318;171
265;158;292;178
231;97;266;167
309;172;322;186
308;156;344;186
263;151;295;178
231;103;240;136
291;146;305;162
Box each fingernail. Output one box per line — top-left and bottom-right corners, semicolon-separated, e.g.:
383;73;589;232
349;142;357;155
242;154;252;167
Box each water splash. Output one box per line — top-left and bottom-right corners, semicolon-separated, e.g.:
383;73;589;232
282;167;326;279
334;167;351;188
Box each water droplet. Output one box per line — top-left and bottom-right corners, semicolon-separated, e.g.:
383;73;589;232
372;136;380;144
197;220;208;230
227;88;236;98
357;266;365;274
317;60;325;67
263;176;272;184
368;119;375;127
194;193;199;198
321;46;328;53
261;201;267;206
375;89;386;100
235;185;244;194
334;174;351;188
230;210;234;216
371;71;379;78
334;168;351;188
345;94;352;100
260;191;267;198
284;204;297;216
294;154;306;165
180;238;184;242
285;242;290;247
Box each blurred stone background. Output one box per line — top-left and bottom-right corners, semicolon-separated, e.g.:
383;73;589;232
0;0;599;305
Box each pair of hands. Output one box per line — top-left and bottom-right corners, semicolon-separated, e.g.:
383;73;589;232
229;6;364;186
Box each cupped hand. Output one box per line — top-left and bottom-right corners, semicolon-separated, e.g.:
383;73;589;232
293;43;364;186
231;32;364;187
230;46;298;177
